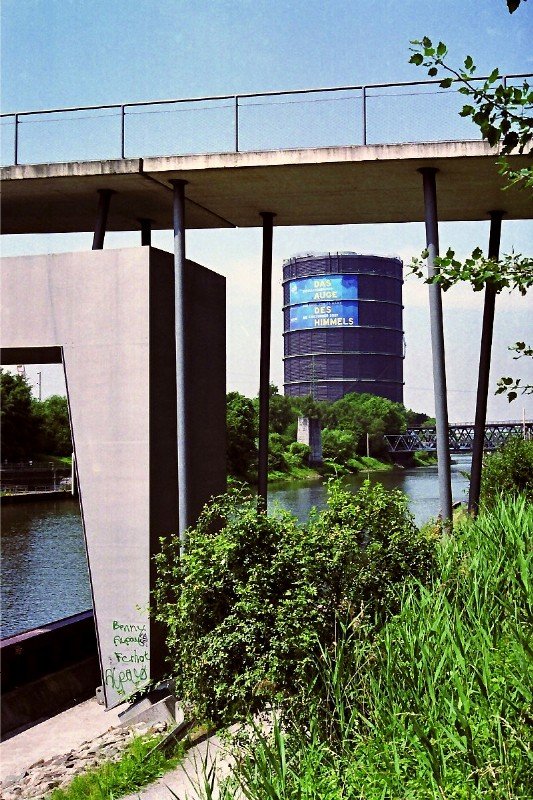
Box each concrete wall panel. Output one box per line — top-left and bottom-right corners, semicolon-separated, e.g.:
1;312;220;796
1;247;226;707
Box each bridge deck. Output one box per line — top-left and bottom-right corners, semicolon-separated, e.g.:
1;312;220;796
1;141;532;234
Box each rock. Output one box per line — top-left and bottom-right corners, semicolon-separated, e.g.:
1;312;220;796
1;772;27;788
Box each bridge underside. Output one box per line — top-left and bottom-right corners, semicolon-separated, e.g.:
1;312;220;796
1;141;531;234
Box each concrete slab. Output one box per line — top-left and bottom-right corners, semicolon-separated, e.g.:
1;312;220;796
0;698;128;783
1;141;531;234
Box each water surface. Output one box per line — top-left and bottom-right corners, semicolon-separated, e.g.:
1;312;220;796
1;498;91;638
1;459;470;637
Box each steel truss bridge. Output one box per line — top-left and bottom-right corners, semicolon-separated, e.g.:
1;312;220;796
384;421;532;454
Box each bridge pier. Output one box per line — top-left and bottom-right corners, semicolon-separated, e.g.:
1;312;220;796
419;167;453;524
258;211;276;509
469;210;504;516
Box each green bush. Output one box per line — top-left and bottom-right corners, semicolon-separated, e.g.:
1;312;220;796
322;428;357;462
480;437;533;507
284;441;311;468
217;496;532;800
154;480;436;726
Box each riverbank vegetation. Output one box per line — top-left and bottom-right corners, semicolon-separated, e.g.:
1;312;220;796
154;479;436;727
2;371;432;482
227;384;435;482
209;495;532;800
152;437;532;799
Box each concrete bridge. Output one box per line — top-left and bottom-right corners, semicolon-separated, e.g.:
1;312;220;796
385;421;532;454
2;75;531;709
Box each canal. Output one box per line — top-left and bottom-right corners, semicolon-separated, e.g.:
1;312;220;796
1;458;470;638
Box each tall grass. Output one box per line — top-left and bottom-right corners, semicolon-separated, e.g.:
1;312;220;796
212;496;532;799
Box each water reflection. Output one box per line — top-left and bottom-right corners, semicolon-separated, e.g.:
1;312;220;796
268;457;471;528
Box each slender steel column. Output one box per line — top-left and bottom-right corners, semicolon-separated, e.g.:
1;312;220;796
258;211;275;509
468;210;503;516
92;189;113;250
419;167;453;524
139;218;152;246
170;179;189;544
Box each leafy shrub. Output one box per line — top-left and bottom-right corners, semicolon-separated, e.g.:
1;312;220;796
480;437;533;507
322;428;357;462
285;441;311;468
218;497;532;800
268;432;288;472
307;480;436;618
226;391;257;479
154;480;436;726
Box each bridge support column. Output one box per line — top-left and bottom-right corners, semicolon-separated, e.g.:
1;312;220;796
92;189;113;250
139;218;152;246
469;210;504;516
258;211;275;509
419;168;453;524
170;179;189;545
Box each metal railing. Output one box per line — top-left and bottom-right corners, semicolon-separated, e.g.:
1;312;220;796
1;74;530;167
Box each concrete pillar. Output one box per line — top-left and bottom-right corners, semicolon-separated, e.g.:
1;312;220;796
170;179;189;543
258;211;275;509
92;189;113;250
468;210;504;516
419;167;453;524
139;218;152;247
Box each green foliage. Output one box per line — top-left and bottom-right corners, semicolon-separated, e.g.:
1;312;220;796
47;732;185;800
409;38;533;156
0;370;72;461
409;32;532;410
154;480;435;727
405;408;434;427
284;441;311;468
321;428;357;463
226;391;257;479
268;431;289;472
214;496;533;800
289;393;323;421
496;341;533;401
35;395;72;456
267;384;297;437
480;437;533;507
410;248;533;295
322;392;407;457
0;369;40;461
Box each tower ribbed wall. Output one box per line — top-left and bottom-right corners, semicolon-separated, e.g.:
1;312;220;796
283;253;404;403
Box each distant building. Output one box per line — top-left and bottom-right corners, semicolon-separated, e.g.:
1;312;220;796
283;252;404;403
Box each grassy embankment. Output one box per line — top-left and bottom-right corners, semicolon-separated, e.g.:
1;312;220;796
267;451;437;483
211;495;532;799
46;732;186;800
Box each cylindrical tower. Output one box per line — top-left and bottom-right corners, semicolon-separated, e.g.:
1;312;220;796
283;253;404;403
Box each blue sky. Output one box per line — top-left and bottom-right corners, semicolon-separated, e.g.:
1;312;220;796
1;0;532;420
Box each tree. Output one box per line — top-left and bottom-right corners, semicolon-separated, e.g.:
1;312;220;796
0;369;40;461
266;384;297;438
321;428;357;463
226;391;257;479
323;392;407;457
35;395;72;456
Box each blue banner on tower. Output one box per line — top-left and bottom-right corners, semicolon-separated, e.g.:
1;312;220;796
288;275;359;331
